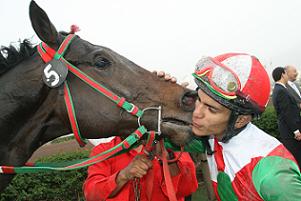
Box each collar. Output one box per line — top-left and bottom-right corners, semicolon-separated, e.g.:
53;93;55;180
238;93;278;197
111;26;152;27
275;82;286;88
288;80;295;86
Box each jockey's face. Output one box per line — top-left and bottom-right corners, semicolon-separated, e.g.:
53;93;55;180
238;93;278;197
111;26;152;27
192;89;231;139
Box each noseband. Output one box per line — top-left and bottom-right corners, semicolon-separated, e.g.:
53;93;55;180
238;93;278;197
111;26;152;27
37;34;162;146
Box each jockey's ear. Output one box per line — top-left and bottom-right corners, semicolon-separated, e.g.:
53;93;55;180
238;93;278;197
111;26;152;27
234;115;252;129
29;0;60;49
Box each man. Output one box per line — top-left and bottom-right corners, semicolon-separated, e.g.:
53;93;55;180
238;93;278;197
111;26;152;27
83;137;198;201
165;53;301;200
272;66;301;168
285;65;301;109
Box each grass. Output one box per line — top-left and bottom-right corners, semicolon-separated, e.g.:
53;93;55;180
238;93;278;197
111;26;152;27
50;135;75;144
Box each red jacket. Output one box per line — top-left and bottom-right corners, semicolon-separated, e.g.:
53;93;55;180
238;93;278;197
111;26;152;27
83;137;198;201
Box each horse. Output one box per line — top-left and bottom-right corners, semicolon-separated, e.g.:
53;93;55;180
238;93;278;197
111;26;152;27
0;0;196;192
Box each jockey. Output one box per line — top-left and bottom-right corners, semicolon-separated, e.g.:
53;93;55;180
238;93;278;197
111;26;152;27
166;53;301;200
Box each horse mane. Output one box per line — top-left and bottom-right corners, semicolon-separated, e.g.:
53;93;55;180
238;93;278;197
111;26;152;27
0;39;36;76
0;28;79;77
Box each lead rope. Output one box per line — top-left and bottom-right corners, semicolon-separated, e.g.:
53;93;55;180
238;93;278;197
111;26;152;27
0;126;148;174
133;131;156;201
132;131;180;201
133;178;141;201
160;139;178;201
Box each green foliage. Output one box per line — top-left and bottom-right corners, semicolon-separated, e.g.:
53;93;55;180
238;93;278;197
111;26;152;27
0;150;90;201
51;135;75;144
252;105;279;138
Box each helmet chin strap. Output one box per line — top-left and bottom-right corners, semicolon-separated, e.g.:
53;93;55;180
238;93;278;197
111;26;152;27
191;112;243;156
221;111;248;143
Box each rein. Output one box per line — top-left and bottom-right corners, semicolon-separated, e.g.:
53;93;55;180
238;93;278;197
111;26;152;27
0;34;180;201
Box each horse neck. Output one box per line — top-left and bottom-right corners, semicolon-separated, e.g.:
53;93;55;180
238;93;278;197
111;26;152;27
0;58;68;165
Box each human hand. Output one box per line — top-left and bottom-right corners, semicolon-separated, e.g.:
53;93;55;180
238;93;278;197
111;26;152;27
118;154;153;181
152;70;189;87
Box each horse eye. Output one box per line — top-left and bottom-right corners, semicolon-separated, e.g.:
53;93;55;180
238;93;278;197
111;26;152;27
95;57;110;68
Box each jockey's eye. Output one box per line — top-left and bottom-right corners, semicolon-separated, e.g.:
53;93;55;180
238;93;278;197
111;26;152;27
95;57;111;68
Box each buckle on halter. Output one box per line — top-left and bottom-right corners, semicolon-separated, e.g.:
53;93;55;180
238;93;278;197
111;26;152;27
138;106;162;135
128;103;136;113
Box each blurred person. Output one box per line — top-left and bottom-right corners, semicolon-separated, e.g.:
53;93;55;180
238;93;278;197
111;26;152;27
272;66;301;168
285;65;301;109
83;136;198;201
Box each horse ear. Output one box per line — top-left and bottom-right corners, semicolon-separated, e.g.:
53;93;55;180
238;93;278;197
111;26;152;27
29;0;60;49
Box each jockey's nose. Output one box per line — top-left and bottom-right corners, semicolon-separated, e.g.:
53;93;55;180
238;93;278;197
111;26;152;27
181;90;197;112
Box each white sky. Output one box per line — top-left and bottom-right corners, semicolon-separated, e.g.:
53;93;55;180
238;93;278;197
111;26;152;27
1;0;301;82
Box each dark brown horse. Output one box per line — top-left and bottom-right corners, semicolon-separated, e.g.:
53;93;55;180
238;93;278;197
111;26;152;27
0;1;195;192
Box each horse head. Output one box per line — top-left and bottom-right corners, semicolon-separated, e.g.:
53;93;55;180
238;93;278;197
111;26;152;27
0;0;196;191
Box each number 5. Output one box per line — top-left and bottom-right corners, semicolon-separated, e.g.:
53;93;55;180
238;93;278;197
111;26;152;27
44;64;60;87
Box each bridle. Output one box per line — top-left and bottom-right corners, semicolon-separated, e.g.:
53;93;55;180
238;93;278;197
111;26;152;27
38;34;180;201
0;34;180;201
38;34;181;201
37;34;162;147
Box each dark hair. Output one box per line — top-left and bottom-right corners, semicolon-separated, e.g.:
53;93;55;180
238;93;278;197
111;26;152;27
0;39;36;75
272;67;285;82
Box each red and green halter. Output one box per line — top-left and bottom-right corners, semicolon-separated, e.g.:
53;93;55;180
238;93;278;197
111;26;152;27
0;34;180;201
38;34;146;147
0;34;162;174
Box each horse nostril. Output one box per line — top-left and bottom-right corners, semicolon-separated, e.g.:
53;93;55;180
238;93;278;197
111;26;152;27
181;90;197;111
183;96;195;106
